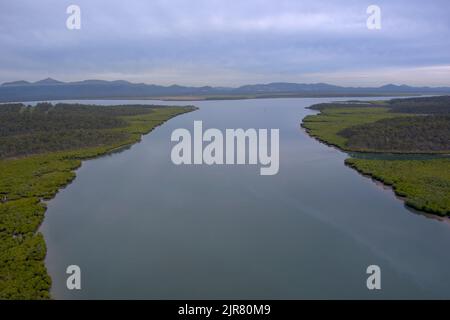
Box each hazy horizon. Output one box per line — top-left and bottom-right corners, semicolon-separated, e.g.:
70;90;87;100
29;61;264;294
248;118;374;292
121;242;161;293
3;77;450;89
1;0;449;87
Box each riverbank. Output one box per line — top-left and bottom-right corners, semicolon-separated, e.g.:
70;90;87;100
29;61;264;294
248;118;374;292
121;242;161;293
0;104;197;299
301;97;450;217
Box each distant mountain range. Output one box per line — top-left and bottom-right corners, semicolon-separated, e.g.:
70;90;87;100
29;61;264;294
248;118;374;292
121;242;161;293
1;78;450;102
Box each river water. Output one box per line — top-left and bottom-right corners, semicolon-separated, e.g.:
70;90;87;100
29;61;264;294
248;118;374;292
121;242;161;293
39;97;450;299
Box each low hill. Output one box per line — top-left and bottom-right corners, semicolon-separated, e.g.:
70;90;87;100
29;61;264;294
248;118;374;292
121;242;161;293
2;79;450;102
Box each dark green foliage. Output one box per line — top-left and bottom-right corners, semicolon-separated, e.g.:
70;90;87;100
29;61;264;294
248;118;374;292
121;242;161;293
0;103;175;159
308;95;450;114
387;96;450;114
0;130;130;159
339;115;450;152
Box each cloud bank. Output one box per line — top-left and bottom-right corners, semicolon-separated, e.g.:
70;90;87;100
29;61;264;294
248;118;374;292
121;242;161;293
0;0;449;86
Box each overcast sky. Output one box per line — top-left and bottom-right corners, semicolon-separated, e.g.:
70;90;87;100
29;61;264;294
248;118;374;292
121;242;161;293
1;0;449;86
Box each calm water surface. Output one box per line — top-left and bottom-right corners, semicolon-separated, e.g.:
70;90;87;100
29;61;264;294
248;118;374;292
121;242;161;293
39;97;450;299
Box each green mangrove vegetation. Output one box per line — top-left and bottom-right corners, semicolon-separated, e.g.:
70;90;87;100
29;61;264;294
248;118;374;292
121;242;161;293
0;103;196;299
345;158;450;215
302;95;450;216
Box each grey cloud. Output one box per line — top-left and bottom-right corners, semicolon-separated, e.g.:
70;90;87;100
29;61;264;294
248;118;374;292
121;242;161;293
0;0;449;86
